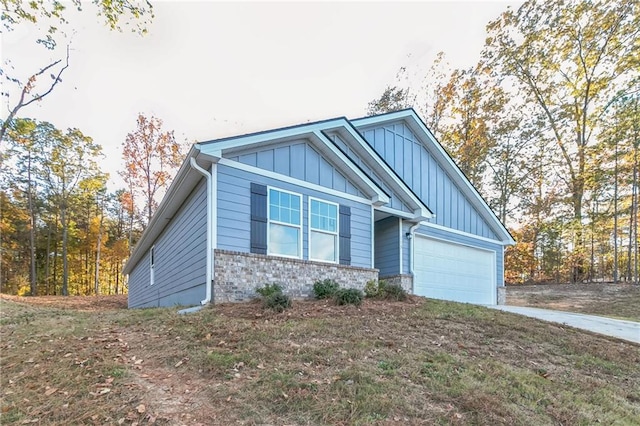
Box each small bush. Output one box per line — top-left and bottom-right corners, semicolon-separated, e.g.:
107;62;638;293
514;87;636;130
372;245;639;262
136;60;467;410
334;288;364;306
364;279;387;298
364;280;379;298
383;283;407;301
313;279;340;299
263;292;292;312
255;283;283;298
364;280;407;301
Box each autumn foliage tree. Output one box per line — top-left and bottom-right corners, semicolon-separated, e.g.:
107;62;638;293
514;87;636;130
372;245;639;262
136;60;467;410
121;114;184;226
368;0;640;284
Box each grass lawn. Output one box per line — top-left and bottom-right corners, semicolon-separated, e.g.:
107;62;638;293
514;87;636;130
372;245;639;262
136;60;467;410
1;294;639;425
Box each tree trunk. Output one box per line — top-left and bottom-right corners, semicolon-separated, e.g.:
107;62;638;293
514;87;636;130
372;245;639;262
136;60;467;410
27;151;38;296
45;218;52;294
61;205;69;296
614;141;619;283
94;199;105;296
52;213;59;295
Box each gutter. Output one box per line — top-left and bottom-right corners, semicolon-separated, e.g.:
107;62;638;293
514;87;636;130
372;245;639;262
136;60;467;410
189;157;215;305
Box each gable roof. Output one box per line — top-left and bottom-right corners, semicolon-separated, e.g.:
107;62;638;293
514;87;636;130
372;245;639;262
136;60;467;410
351;108;515;245
199;117;432;220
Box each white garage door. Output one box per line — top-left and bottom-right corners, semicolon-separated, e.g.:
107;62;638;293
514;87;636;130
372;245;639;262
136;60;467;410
413;236;496;304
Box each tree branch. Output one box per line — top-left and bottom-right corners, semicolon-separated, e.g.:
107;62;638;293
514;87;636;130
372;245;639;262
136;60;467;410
0;45;70;143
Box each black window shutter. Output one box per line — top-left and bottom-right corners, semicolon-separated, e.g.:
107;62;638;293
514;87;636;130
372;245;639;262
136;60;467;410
250;183;268;254
339;205;351;265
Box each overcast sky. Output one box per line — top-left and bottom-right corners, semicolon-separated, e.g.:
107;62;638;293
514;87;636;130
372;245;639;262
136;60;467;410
3;1;522;190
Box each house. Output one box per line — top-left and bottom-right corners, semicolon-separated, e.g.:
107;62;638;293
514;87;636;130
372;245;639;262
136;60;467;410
124;109;515;308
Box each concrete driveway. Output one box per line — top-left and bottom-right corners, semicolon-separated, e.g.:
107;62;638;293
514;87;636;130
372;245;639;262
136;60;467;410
486;305;640;344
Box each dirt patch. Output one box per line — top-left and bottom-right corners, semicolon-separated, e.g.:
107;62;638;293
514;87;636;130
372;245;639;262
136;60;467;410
506;283;640;321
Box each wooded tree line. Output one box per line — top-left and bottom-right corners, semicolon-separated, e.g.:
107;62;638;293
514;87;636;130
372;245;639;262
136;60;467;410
369;0;640;284
0;0;170;296
0;115;182;296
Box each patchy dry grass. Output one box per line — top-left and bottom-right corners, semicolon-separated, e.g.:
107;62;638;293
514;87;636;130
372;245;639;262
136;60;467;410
1;294;639;425
507;283;640;321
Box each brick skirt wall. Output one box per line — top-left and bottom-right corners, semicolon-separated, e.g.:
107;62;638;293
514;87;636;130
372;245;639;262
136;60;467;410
213;249;379;303
379;274;414;293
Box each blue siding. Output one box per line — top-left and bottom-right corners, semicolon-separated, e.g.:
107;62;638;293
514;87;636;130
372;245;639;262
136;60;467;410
217;164;372;268
128;179;207;308
416;225;504;287
227;139;366;198
360;122;498;240
328;133;412;214
374;216;400;276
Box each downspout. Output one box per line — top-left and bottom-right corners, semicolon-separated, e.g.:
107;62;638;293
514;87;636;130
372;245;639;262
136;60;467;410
189;157;213;305
406;222;421;275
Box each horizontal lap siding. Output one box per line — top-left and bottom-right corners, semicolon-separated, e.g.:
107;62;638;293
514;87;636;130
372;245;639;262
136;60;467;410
360;122;498;240
128;179;207;308
416;225;504;287
374;216;400;276
128;250;151;307
217;164;372;267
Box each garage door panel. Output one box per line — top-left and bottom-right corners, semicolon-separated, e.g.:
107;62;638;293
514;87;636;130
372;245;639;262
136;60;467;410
414;236;495;305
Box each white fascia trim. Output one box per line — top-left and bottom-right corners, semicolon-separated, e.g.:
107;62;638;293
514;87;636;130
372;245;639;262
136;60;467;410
312;130;390;205
218;158;375;206
418;221;510;246
333;125;433;219
375;205;417;220
202;119;348;152
354;110;514;245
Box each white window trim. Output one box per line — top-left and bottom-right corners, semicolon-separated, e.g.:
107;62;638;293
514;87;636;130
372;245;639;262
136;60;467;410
267;186;303;259
308;196;339;264
149;245;155;286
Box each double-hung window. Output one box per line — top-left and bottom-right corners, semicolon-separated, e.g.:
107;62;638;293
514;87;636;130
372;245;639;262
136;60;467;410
309;198;338;262
268;188;302;258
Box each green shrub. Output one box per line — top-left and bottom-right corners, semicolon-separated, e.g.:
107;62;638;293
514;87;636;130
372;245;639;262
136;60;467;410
364;279;387;298
364;280;407;301
364;279;379;298
263;292;292;312
334;288;364;306
313;279;340;299
383;283;407;301
255;283;283;298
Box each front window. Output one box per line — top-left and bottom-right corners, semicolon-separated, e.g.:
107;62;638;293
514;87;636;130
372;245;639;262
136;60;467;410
268;188;302;258
309;198;338;262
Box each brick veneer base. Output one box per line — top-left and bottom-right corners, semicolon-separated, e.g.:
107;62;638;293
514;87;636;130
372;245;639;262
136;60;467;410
213;249;379;303
379;274;414;293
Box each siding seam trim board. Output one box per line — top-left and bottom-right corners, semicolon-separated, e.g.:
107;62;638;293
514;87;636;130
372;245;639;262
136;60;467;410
218;158;374;206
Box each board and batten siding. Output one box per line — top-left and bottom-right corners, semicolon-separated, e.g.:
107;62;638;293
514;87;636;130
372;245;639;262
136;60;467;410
328;132;412;214
359;122;498;239
217;163;372;268
374;216;400;276
128;179;208;308
415;225;504;287
227;139;365;198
